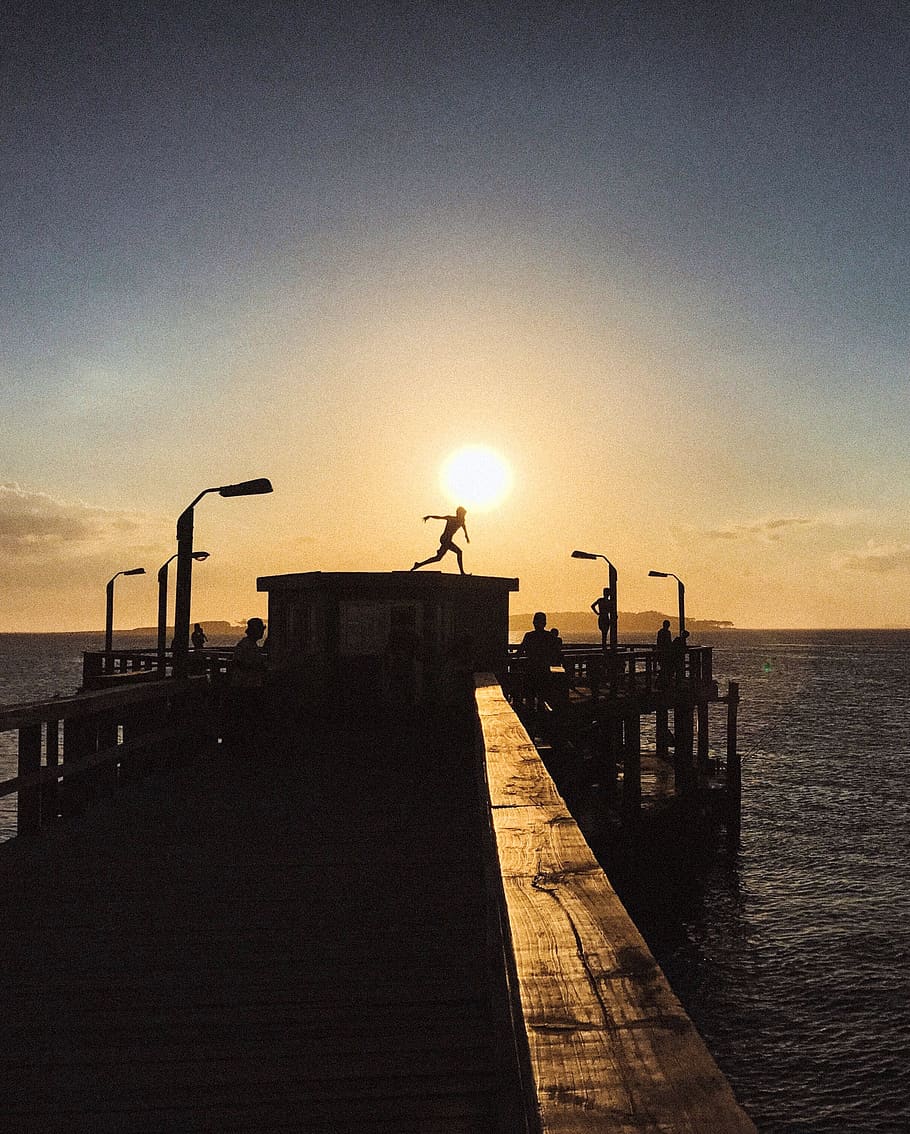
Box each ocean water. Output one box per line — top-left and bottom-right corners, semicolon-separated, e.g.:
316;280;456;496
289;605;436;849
673;630;910;1134
2;629;909;1132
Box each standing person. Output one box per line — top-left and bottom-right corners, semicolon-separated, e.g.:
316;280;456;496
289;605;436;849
671;628;690;682
591;588;612;651
656;619;672;676
191;623;207;651
226;618;267;754
410;507;470;575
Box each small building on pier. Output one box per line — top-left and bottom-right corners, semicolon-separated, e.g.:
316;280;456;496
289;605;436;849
257;570;519;708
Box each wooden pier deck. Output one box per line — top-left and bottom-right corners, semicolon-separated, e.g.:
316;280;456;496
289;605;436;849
0;676;756;1133
0;711;517;1132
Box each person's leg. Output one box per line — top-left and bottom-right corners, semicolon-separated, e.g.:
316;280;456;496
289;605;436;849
411;545;446;570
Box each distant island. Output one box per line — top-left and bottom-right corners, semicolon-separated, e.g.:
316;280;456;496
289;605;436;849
509;610;734;636
126;621;246;636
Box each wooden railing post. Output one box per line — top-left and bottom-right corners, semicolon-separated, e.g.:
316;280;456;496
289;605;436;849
62;715;93;817
17;724;42;835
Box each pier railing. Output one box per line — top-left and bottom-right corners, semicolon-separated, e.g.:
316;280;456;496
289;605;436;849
507;643;715;701
0;677;213;838
81;648;235;687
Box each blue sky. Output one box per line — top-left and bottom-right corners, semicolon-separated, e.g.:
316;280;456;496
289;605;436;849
3;1;910;629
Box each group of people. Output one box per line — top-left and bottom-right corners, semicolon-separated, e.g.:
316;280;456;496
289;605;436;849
517;611;565;710
656;619;691;680
515;611;691;710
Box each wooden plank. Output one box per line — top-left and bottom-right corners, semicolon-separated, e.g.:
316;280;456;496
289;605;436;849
475;676;757;1134
475;678;563;810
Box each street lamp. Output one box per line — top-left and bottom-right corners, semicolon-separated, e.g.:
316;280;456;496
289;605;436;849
648;570;685;635
172;478;273;678
157;551;210;670
105;568;146;655
571;550;618;652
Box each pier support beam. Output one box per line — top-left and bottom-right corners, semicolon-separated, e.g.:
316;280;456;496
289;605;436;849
622;712;641;821
673;703;694;796
697;701;710;775
656;706;670;760
726;681;741;839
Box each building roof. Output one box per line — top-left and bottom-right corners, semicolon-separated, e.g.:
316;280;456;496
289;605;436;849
257;570;519;595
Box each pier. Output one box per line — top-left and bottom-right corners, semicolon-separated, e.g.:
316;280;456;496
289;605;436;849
0;573;755;1132
506;642;742;839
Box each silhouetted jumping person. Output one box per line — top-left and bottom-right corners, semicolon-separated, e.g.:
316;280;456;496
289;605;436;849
411;507;470;575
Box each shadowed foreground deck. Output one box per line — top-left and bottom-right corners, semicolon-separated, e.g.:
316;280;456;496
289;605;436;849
0;681;758;1133
0;713;517;1133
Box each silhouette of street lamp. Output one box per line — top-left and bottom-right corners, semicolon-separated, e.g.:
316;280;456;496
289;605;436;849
648;570;685;635
105;568;146;656
157;551;210;672
571;550;618;652
172;478;272;679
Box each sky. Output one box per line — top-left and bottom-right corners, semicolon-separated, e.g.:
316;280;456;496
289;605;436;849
4;0;910;631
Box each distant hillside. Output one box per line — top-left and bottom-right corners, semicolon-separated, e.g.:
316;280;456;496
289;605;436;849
510;609;734;636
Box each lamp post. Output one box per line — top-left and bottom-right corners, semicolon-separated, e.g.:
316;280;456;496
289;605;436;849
172;478;272;679
648;570;685;635
157;551;210;673
105;567;146;657
571;550;618;653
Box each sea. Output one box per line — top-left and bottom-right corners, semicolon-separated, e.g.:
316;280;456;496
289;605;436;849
1;628;908;1133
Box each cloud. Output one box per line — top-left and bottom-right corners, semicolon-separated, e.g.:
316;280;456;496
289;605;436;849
0;483;155;559
839;542;910;574
701;516;817;542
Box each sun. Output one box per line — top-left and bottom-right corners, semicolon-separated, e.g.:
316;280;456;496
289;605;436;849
440;446;513;512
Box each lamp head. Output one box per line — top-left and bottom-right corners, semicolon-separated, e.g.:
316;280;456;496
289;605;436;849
648;570;669;577
191;551;210;561
571;549;599;560
123;567;146;576
218;477;273;498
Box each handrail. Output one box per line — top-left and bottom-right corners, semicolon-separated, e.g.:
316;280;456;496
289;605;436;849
473;673;757;1132
0;675;213;839
0;675;206;728
82;647;235;685
507;644;715;701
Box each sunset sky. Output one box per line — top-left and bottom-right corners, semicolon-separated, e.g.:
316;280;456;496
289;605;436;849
5;2;910;631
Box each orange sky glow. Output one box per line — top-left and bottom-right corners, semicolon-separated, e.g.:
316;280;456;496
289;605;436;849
5;8;910;632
